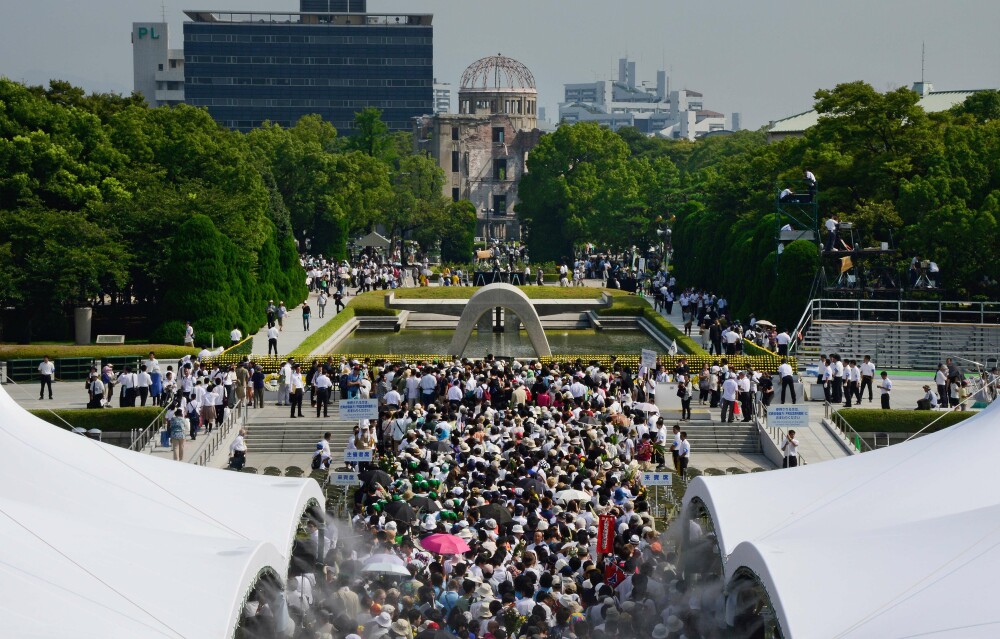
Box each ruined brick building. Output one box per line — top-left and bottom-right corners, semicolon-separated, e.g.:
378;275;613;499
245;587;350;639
413;54;542;241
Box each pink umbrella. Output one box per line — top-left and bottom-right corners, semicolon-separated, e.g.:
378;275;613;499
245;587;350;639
420;533;471;555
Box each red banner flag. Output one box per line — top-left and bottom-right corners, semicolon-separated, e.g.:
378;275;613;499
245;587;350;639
596;514;615;554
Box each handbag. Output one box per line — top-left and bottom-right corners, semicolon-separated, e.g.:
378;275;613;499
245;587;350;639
160;430;170;448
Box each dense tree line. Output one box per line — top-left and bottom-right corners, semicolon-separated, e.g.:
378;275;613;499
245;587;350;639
517;83;1000;326
0;81;473;343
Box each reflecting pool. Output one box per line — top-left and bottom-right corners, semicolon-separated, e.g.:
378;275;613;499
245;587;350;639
332;329;661;358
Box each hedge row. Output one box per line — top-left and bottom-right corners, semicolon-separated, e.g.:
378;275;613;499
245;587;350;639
834;409;976;434
0;344;197;360
29;407;163;433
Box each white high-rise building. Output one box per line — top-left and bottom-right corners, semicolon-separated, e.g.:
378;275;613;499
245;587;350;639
131;22;185;107
558;57;727;140
433;80;452;114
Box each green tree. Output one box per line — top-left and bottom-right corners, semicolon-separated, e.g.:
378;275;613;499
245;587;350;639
347;107;391;159
440;200;477;263
0;208;128;320
518;122;632;262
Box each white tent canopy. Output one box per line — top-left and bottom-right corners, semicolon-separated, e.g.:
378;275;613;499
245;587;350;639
0;386;324;638
685;401;1000;638
356;231;391;249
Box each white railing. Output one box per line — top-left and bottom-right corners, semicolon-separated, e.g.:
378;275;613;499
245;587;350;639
192;400;249;467
129;405;172;451
827;409;874;453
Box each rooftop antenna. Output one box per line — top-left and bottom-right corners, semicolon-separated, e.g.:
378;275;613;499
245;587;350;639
161;1;167;22
921;41;925;83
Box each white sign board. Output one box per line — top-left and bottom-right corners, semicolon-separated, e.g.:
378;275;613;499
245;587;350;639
340;399;379;420
330;471;360;486
640;349;658;370
344;449;374;463
769;406;810;430
642;472;673;486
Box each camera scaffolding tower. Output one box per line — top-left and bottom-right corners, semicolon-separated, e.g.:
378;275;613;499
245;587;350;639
775;180;820;281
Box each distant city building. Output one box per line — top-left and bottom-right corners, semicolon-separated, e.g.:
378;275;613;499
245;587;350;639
131;22;185;107
175;0;432;132
558;57;738;140
414;54;543;241
433;80;452;114
767;81;983;142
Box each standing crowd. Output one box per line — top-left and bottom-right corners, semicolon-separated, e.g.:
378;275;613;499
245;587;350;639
240;354;768;639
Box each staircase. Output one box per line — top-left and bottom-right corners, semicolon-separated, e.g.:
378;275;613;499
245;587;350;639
672;423;761;453
246;404;356;457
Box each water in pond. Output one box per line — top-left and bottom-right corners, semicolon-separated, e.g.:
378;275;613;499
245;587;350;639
332;329;661;358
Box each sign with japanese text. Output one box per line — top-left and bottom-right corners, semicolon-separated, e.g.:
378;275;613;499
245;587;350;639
340;399;379;420
344;449;373;463
596;514;615;554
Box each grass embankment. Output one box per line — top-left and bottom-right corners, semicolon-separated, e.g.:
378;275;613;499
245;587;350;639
392;286;606;300
835;409;975;433
596;295;706;355
30;407;162;432
0;344;197;360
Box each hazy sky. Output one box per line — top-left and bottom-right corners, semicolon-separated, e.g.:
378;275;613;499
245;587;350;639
2;0;999;129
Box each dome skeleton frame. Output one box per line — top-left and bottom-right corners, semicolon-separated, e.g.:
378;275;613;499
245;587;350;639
461;53;536;90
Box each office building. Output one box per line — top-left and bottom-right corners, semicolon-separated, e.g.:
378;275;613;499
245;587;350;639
181;0;432;132
433;80;452;114
131;22;185;107
559;57;737;140
414;54;543;241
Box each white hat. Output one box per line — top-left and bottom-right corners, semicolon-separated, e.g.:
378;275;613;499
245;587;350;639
511;524;525;534
666;614;684;632
652;623;670;639
374;612;392;628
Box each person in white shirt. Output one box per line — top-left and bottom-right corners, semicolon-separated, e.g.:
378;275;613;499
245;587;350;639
267;325;280;356
229;429;247;470
289;363;305;418
277;359;292;406
878;371;892;410
678;432;691;479
199;384;217;433
858;355;876;403
313;370;333;417
87;372;105;409
737;371;752;422
38;356;55;400
405;371;420;408
119;367;139;408
183;321;195;346
777;359;796;404
780;430;799;468
230;325;242;346
824;214;840;252
919;384;939;410
831;355;845;403
844;360;862;407
136;365;153;406
775;330;791;356
721;376;739;423
934;364;948;410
